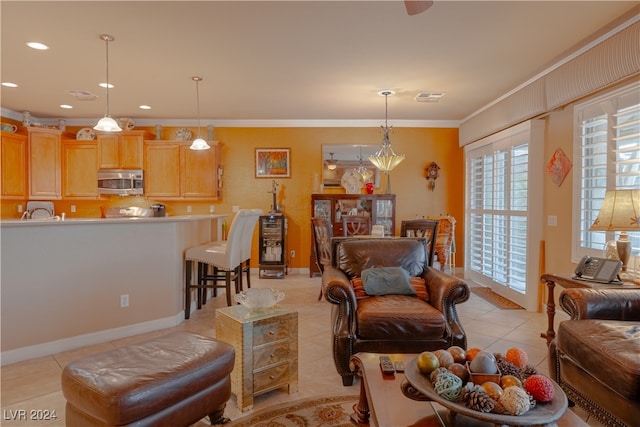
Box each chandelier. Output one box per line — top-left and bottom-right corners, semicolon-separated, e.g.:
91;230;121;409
369;90;404;192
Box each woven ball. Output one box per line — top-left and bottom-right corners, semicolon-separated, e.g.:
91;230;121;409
499;386;530;415
524;374;554;403
434;371;463;401
430;367;449;384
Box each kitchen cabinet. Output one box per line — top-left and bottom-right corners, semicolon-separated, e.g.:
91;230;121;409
310;193;395;276
143;140;220;200
1;131;27;199
28;127;63;199
62;139;98;198
97;130;150;169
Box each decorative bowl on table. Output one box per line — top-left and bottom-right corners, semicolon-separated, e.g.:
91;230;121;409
234;288;285;310
404;357;568;426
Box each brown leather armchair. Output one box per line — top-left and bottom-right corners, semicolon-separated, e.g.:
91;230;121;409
549;288;640;427
322;237;470;386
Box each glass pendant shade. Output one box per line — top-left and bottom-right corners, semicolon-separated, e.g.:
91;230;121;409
190;76;210;151
94;34;121;132
94;116;122;132
189;137;210;151
369;90;404;173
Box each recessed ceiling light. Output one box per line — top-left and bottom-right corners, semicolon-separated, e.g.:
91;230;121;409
60;104;73;109
99;83;114;89
26;41;49;50
139;105;151;110
2;82;18;88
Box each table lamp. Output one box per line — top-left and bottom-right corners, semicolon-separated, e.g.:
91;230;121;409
589;189;640;272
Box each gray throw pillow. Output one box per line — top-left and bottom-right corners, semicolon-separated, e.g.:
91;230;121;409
361;267;416;296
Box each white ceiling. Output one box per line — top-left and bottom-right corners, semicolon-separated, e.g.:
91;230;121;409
1;1;638;126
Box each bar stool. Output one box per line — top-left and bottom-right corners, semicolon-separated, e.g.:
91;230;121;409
184;210;250;318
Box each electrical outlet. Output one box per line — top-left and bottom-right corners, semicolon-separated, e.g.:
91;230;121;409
232;205;240;212
17;205;23;213
547;215;558;226
290;250;295;258
71;205;76;213
120;294;129;308
187;206;192;213
209;205;215;213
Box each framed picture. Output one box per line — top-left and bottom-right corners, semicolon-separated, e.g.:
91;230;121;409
255;148;291;178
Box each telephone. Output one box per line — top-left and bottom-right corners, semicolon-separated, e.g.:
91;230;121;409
574;256;623;284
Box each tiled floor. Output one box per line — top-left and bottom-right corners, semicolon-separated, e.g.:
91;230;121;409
1;273;604;426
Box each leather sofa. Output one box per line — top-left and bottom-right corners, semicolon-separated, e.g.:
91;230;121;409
322;237;469;386
549;288;640;427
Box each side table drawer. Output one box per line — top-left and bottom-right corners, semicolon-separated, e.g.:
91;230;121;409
253;341;290;370
253;318;291;346
254;363;290;394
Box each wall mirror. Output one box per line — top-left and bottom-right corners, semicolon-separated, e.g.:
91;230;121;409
322;144;380;188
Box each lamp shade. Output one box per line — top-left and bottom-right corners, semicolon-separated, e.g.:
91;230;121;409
94;116;122;132
590;189;640;231
189;137;210;151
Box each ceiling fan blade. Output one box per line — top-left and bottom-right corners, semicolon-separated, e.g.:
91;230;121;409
404;1;434;16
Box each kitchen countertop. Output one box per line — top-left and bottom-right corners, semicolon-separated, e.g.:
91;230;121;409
0;214;228;227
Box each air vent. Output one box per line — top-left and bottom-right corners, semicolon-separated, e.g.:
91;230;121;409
66;89;98;101
415;92;446;102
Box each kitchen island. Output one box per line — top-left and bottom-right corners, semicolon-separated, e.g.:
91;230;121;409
1;214;228;365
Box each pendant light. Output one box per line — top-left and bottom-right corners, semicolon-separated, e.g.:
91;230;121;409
353;146;373;182
369;90;405;193
326;152;337;170
189;76;210;151
93;34;122;132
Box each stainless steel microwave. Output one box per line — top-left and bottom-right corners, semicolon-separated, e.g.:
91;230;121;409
97;169;144;196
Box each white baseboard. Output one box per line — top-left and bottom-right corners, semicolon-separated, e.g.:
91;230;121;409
1;313;183;366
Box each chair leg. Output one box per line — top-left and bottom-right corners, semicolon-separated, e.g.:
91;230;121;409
225;270;232;306
196;262;204;310
185;260;192;320
236;266;243;294
317;288;323;301
245;259;251;289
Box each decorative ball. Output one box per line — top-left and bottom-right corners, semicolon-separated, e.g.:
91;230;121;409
469;351;498;374
434;349;455;368
430;367;449;384
433;371;463;401
505;347;529;369
499;386;531;415
448;362;469;382
524;374;555;403
447;345;467;364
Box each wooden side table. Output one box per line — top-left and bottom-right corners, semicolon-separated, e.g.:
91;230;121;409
539;273;637;345
216;305;298;411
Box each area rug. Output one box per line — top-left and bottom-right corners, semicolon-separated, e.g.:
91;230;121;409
221;394;358;427
470;287;523;309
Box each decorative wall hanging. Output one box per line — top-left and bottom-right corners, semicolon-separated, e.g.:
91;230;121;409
425;162;440;191
256;148;291;178
546;148;572;187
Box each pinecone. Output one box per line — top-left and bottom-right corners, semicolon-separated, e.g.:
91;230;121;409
527;392;537;409
493;352;504;361
496;359;520;378
465;388;495;413
459;382;480;403
520;364;539;381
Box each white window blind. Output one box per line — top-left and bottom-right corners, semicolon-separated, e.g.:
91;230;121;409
465;120;544;310
573;82;640;260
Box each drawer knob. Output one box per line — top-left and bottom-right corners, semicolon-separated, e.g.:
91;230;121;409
269;331;275;335
269;375;275;379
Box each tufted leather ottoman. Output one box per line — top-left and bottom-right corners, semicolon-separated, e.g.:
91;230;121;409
61;331;235;427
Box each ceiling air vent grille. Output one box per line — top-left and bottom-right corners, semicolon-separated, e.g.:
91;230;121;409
415;92;445;102
66;90;98;101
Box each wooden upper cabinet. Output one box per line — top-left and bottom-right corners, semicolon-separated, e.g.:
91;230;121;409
97;130;149;169
144;140;219;200
28;127;63;199
182;143;218;198
62;140;98;199
1;131;27;199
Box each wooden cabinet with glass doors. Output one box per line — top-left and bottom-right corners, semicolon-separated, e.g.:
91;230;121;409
310;194;395;276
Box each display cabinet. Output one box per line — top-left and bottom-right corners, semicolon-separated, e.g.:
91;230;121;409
258;213;287;278
310;194;396;276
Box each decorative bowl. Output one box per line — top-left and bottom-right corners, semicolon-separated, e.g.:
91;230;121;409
235;288;285;309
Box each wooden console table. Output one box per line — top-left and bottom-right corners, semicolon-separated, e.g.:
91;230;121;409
540;273;638;345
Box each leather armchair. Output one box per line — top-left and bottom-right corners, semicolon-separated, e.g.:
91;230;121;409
322;237;469;386
549;288;640;427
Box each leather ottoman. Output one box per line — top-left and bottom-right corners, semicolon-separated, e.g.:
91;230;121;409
61;331;235;427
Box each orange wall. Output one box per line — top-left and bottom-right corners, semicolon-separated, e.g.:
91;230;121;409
1;124;463;270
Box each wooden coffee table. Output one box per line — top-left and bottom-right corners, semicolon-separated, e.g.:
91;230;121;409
349;352;589;427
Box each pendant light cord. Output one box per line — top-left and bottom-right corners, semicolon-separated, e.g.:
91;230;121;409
195;77;202;138
104;37;110;116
